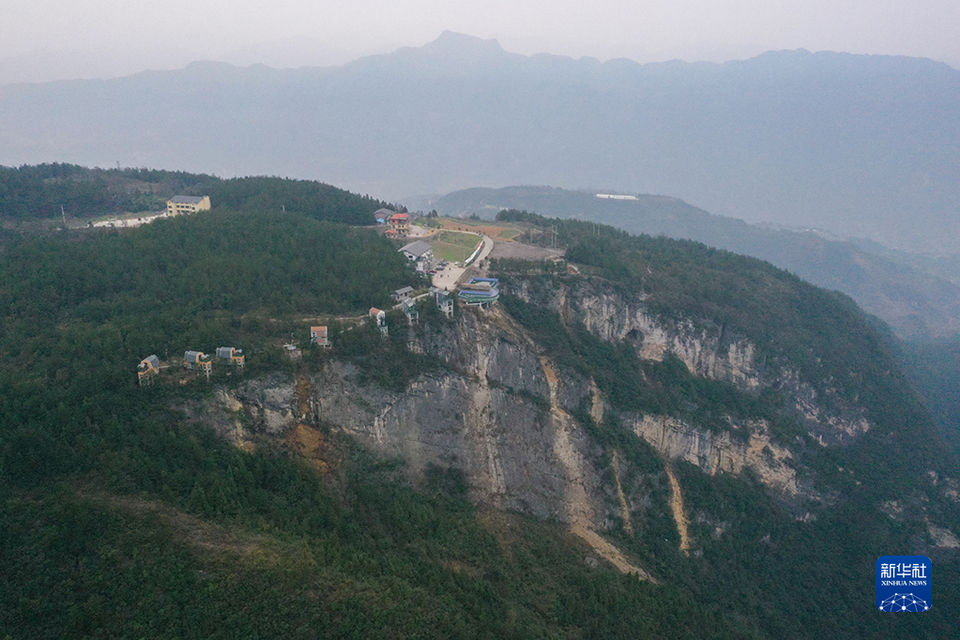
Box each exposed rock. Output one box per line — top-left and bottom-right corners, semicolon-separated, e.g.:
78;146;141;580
928;523;960;549
512;278;872;444
196;276;888;556
512;279;764;388
623;413;804;498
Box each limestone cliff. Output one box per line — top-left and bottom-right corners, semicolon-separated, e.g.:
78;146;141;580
201;276;924;566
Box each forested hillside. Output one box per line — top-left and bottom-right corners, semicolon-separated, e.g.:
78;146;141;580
443;188;960;460
436;185;960;341
496;209;953;495
1;198;958;637
0;207;733;637
0;209;419;481
0;163;387;225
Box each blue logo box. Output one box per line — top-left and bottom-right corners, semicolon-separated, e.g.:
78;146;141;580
876;556;932;612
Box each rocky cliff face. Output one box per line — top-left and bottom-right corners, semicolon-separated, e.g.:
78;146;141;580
307;307;614;530
513;278;871;445
202;277;893;565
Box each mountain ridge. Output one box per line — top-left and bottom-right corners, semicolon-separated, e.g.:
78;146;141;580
1;181;958;636
434;185;960;340
2;32;958;253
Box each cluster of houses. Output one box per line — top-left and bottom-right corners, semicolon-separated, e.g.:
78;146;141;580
303;286;450;350
135;206;499;389
376;208;410;238
137;286;470;387
137;346;244;385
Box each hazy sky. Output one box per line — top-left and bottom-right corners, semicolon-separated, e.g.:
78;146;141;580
3;0;959;83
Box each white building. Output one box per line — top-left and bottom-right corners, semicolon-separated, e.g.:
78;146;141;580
400;240;434;272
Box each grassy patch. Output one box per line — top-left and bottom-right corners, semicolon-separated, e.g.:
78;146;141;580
429;231;483;262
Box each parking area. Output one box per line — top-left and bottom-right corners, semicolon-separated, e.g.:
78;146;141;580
430;234;493;291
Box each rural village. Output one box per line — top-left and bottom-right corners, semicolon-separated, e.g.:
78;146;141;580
132;196;544;387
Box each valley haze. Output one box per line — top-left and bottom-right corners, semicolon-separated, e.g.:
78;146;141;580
1;31;960;256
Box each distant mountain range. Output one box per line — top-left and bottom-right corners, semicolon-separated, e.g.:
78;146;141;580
1;31;959;254
433;185;960;341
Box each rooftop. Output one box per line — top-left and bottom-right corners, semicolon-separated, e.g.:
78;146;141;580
168;195;206;204
400;240;433;257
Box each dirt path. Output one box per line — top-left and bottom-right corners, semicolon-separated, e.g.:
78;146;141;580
571;525;657;581
665;465;691;554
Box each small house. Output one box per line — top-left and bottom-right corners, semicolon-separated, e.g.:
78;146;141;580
402;298;419;324
430;287;454;318
310;325;331;348
137;354;160;386
184;350;213;378
216;346;245;367
370;307;388;337
392;286;415;302
388;212;410;237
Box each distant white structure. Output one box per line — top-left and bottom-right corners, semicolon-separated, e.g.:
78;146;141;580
596;193;638;201
93;212;167;228
167;195;211;217
370;307;388;337
400;240;434;272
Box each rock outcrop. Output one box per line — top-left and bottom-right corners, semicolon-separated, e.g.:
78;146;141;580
202;277;886;560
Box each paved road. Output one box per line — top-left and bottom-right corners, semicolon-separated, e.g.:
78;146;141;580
430;234;493;291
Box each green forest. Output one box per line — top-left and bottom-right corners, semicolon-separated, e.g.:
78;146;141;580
493;210;960;635
0;163;388;225
0;175;958;637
